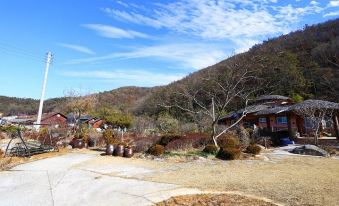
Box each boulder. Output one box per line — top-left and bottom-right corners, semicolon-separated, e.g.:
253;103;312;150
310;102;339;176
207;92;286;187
291;145;329;157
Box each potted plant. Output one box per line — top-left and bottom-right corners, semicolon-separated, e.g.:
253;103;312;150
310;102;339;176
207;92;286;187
114;143;125;157
102;128;117;155
123;145;133;158
72;131;85;149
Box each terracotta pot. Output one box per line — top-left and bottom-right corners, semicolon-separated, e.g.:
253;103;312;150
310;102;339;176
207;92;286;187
106;144;114;155
72;139;84;149
114;145;124;157
124;147;133;158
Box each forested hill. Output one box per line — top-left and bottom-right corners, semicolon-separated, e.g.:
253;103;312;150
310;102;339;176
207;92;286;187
0;87;153;116
1;19;338;116
135;18;339;116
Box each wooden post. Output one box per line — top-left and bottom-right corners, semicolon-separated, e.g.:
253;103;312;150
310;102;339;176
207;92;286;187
333;113;339;140
296;115;303;136
266;116;271;133
287;114;294;139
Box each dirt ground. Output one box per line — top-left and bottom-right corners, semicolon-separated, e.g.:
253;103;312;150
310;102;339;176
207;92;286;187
146;156;339;206
2;148;339;206
80;151;339;206
0;148;72;171
155;193;277;206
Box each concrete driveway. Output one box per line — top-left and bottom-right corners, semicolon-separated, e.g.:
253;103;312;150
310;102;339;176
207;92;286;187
0;153;200;206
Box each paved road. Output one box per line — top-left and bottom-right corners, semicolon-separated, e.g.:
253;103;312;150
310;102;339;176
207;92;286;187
0;153;200;206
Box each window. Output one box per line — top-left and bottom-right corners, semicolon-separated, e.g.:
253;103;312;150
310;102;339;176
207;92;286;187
276;116;287;124
259;117;267;123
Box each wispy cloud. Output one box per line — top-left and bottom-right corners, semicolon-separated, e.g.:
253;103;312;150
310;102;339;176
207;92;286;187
323;11;339;17
328;1;339;7
233;38;260;53
82;24;150;39
58;43;95;55
63;43;228;70
59;69;185;86
103;0;330;40
273;2;324;23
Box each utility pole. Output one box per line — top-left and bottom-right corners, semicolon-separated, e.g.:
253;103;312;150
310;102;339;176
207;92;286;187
36;52;53;130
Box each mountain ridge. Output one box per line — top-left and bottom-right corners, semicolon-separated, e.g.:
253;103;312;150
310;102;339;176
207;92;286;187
1;18;338;116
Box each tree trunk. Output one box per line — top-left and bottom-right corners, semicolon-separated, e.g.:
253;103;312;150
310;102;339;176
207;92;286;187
211;122;218;147
314;124;320;145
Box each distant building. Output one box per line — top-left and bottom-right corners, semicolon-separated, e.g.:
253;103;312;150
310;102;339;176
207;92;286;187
5;113;67;128
40;113;67;128
88;118;104;129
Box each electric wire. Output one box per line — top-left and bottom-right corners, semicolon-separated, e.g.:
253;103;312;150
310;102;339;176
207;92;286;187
0;41;48;64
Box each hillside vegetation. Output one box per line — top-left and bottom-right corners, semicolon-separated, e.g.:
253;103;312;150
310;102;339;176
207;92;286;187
136;18;339;117
0;87;153;116
1;19;338;116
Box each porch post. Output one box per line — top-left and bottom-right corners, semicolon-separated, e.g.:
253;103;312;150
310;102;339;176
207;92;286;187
287;114;294;138
333;113;339;139
266;116;271;132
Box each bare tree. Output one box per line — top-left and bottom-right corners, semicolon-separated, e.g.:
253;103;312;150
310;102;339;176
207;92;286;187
164;56;259;147
290;100;338;145
64;89;97;128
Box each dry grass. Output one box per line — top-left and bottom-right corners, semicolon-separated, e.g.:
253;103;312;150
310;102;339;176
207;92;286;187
78;152;339;206
0;148;70;171
155;193;277;206
144;155;339;206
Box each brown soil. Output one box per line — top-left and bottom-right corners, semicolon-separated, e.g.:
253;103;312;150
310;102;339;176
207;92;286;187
155;193;277;206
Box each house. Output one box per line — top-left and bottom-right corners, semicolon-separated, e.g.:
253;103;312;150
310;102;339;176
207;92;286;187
219;95;339;139
79;115;92;124
81;117;104;129
40;113;67;128
88;118;104;129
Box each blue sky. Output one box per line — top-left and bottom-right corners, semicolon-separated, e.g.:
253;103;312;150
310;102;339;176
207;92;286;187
0;0;338;99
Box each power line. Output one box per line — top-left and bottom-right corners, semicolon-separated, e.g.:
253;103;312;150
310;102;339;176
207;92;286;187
0;41;46;63
0;41;42;58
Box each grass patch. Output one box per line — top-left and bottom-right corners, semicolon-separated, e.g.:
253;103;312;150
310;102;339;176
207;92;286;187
164;150;214;158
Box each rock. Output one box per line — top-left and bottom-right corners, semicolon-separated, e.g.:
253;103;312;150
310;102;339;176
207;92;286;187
257;144;266;150
291;145;330;157
66;145;73;150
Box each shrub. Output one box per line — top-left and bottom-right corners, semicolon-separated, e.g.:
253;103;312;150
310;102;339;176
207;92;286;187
236;126;250;148
156;113;179;133
217;132;240;148
217;147;241;160
320;146;338;156
203;144;218;154
37;127;49;144
216;132;242;160
158;134;181;146
0;125;18;135
102;129;119;145
133;136;161;153
245;144;261;155
164;133;210;151
148;144;165;156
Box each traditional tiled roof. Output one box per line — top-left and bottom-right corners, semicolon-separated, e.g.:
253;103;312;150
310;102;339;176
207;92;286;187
220;104;271;120
237;104;271;114
219;98;339;122
254;106;289;115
